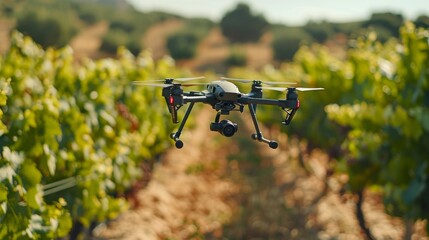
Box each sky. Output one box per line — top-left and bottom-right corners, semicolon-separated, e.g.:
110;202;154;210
127;0;429;26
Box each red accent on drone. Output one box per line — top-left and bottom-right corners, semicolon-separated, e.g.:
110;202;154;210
169;96;174;105
296;100;300;109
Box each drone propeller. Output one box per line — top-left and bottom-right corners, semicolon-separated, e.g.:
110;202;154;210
180;83;208;87
221;77;296;85
175;76;206;82
257;86;324;92
132;82;207;88
132;82;171;87
134;76;206;84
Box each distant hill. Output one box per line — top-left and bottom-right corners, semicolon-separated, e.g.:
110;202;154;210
71;0;133;9
0;0;181;53
1;0;428;67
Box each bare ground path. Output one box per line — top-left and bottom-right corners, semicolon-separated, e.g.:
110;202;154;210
142;19;184;60
0;18;14;55
94;107;427;240
220;114;427;239
70;21;109;61
94;107;239;239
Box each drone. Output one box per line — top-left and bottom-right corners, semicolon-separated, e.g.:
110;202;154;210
133;77;323;149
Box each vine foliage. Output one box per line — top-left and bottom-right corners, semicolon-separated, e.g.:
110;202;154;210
0;32;178;238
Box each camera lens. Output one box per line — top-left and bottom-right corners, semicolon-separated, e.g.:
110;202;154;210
222;124;236;137
211;120;237;137
220;120;237;137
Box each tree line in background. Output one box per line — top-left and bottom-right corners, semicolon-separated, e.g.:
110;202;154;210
1;0;429;63
0;0;180;55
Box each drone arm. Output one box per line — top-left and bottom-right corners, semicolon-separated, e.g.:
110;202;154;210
242;97;300;126
183;95;210;103
240;97;296;108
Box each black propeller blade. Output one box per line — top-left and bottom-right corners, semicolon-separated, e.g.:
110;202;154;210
220;77;297;85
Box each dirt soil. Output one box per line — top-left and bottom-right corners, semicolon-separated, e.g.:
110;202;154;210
142;19;185;60
181;27;230;72
3;17;272;72
70;21;109;61
94;107;427;240
0;18;14;55
243;32;273;70
186;28;273;72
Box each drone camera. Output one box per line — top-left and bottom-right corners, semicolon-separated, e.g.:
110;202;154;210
210;119;238;137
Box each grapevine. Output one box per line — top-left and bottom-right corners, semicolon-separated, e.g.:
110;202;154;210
229;22;429;233
325;23;429;225
0;32;180;238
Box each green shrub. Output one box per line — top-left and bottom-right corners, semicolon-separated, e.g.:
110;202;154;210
78;11;99;25
363;12;404;40
303;21;335;43
272;29;312;62
110;20;135;33
220;3;269;43
16;12;78;48
100;30;141;55
225;47;246;67
184;17;214;38
166;31;198;60
414;15;429;29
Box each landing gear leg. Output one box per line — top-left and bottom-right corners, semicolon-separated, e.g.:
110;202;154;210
170;102;195;148
248;104;278;149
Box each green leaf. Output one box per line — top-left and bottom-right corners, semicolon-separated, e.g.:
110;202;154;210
0;184;7;202
402;162;427;205
410;107;429;132
25;186;43;209
20;162;42;187
43;115;61;151
23;109;37;131
56;211;72;237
